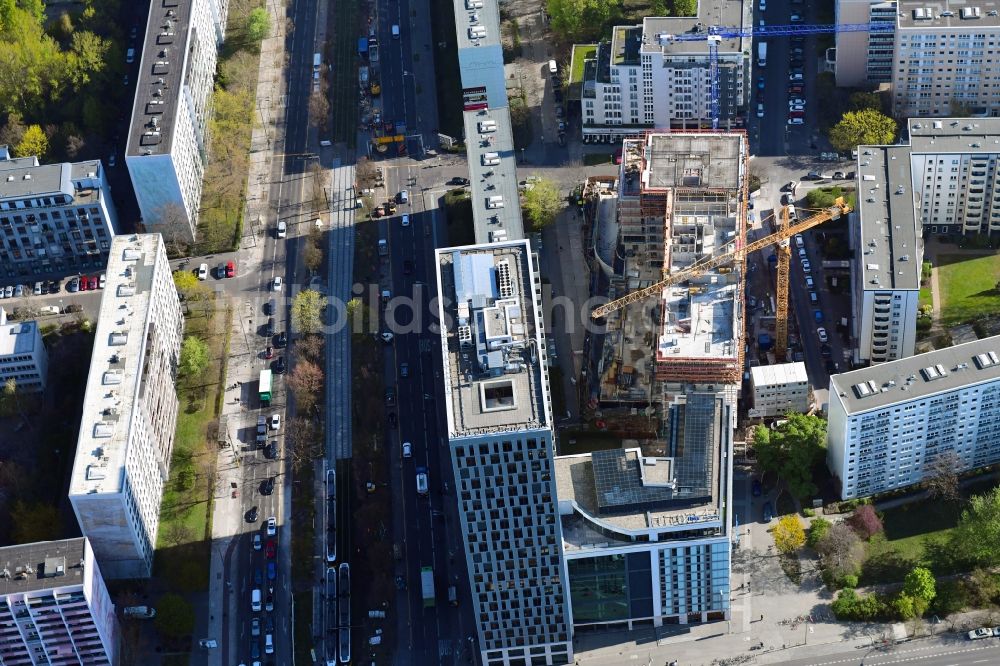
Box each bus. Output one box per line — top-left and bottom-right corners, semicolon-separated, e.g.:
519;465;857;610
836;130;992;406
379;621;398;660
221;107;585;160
259;369;272;406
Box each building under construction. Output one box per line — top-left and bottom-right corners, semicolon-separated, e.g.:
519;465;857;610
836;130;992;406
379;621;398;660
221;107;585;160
597;131;748;407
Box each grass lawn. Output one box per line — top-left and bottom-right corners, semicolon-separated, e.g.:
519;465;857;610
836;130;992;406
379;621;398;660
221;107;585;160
936;253;1000;326
919;286;932;311
570;44;597;84
583;152;613;166
328;0;358;145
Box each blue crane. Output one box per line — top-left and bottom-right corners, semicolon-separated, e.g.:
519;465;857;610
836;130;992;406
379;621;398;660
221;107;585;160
655;23;896;128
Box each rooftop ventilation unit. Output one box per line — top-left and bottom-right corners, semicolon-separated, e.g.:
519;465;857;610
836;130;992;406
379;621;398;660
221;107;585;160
960;7;981;19
973;350;1000;369
920;364;948;381
852;380;880;398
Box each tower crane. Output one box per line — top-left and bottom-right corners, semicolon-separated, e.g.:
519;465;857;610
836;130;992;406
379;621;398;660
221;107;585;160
590;199;851;320
654;22;896;128
775;204;791;360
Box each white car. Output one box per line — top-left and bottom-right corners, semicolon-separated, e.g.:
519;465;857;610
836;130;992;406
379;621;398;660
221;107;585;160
380;331;394;343
253;533;262;551
266;517;276;536
805;276;815;288
801;259;811;273
756;103;764;118
789;98;806;106
968;627;991;640
402;442;412;458
197;263;209;280
272;276;282;292
99;274;106;289
276;220;287;238
269;414;281;430
401;214;410;227
817;327;828;343
416;470;428;495
789;104;805;112
794;234;804;248
787;118;804;125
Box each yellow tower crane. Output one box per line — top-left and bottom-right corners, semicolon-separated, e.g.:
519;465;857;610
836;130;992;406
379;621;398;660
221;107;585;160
590;199;851;320
774;204;791;361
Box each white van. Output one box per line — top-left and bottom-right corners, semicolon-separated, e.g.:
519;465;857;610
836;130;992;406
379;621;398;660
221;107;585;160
548;59;558;74
481;152;500;166
391;24;400;38
486;195;504;209
251;588;262;612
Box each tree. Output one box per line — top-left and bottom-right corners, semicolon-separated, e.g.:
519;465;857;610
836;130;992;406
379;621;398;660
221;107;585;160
521;178;563;229
807;516;832;549
546;0;617;42
949;486;1000;567
303;241;323;274
154;593;194;638
172;270;209;302
286;359;323;413
286;417;322;472
848;91;882;113
966;568;1000;607
773;515;806;554
0;111;24;147
904;567;937;605
828;109;897;152
346;297;373;335
246;7;271;42
291;289;328;335
152;203;193;257
308;90;330;131
296;333;325;362
816;523;865;582
66;31;112;91
922;451;961;503
13;123;47;159
847;504;884;540
10;500;59;544
751;413;827;499
178;336;210;380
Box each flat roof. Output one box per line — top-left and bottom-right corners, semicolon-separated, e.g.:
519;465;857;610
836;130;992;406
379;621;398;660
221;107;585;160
0;157;106;207
453;0;501;52
436;240;551;437
897;0;1000;29
0;538;89;596
69;234;166;496
855;145;921;291
644;133;743;190
830;334;1000;414
641;0;750;56
463;109;525;244
750;362;808;387
0;320;40;357
658;278;739;361
125;0;194;158
908;117;1000;154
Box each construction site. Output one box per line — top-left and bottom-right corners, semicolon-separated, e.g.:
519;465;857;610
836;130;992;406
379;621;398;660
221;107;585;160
590;131;749;426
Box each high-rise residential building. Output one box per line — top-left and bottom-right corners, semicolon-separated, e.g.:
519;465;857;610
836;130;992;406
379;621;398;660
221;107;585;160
0;148;118;284
0;537;118;664
828;335;1000;499
435;240;572;666
555;389;733;630
850;144;922;365
834;0;898;88
749;362;809;417
0;308;48;392
891;1;1000;118
69;234;183;579
908;117;1000;235
126;0;228;242
579;1;751;137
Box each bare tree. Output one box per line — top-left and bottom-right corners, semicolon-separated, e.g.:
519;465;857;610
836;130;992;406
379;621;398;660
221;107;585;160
922;451;962;502
816;523;865;581
356;157;377;189
309;162;328;212
308;91;330;132
295;333;325;363
286;417;323;473
151;202;193;257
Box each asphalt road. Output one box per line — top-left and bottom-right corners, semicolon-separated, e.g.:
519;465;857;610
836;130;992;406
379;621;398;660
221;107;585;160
777;636;1000;666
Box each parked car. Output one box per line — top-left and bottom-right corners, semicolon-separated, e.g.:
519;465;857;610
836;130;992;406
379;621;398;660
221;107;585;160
266;516;276;536
272;356;286;374
416;467;428;495
762;502;774;522
272;276;282;292
402;442;412;458
33;281;42;296
260;477;275;495
265;540;276;559
267;561;277;581
968;627;991;640
265;441;278;459
197;263;209;280
275;331;287;348
225;261;236;277
246;506;259;523
448;176;470;186
817;327;829;343
253;534;262;550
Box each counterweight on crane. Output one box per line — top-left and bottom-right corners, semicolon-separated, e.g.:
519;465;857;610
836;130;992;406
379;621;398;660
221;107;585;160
591;200;851;320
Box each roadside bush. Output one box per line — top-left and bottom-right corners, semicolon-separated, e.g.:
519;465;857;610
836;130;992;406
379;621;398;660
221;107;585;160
807;517;832;549
831;587;891;621
932;578;969;616
802;507;816;518
847;504;884;540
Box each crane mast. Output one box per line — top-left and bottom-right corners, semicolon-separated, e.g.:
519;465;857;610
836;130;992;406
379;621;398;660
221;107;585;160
775;204;791;360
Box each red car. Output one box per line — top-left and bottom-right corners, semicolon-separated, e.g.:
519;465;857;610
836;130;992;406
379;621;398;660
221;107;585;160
88;276;99;290
225;260;236;278
265;540;276;559
78;277;89;291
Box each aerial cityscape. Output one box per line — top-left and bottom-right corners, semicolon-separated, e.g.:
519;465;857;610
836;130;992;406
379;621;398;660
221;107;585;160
7;0;1000;665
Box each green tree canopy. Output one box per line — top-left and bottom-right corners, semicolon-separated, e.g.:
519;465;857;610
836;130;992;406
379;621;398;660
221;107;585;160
546;0;617;42
828;109;897;153
903;566;936;603
154;593;194;638
950;486;1000;566
10;500;59;544
751;413;827;499
13;124;47;159
246;7;272;42
178;336;210;379
521;178;563;229
291;289;328;335
172;270;210;301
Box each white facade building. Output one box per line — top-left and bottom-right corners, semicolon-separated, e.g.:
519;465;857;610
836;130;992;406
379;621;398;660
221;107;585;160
69;234;183;579
892;0;1000;118
126;0;228;241
0;148;118;285
851;144;922;365
908;117;1000;235
834;0;898;88
556;390;733;630
0;308;48;392
0;538;118;664
828;335;1000;499
750;362;809;417
435;240;573;666
580;2;751;136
